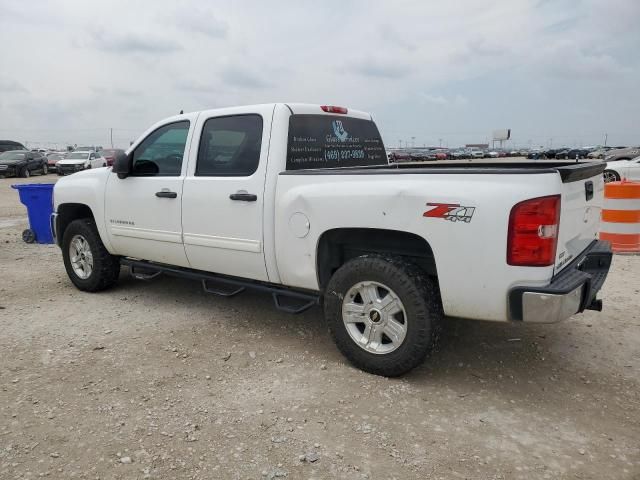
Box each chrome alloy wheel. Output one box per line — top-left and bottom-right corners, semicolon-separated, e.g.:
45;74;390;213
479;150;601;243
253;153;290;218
341;281;408;354
603;170;618;183
69;234;94;279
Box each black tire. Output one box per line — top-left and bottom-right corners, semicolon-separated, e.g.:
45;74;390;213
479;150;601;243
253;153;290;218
603;169;620;183
324;255;442;377
20;167;30;178
42;164;48;175
62;218;120;292
22;229;36;243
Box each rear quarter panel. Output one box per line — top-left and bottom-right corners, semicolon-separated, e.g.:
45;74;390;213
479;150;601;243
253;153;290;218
275;172;561;322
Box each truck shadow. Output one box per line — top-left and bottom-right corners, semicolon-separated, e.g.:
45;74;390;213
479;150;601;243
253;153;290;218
112;272;609;397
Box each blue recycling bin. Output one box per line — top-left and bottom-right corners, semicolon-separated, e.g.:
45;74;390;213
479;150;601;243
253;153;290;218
11;183;55;244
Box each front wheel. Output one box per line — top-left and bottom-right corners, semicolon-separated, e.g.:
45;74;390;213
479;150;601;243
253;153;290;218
324;255;442;377
42;164;48;175
603;170;620;183
20;167;30;178
62;219;120;292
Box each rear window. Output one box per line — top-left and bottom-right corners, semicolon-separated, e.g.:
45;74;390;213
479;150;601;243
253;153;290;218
286;115;387;170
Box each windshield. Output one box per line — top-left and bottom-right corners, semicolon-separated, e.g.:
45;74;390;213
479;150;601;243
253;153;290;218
0;151;26;160
66;152;89;159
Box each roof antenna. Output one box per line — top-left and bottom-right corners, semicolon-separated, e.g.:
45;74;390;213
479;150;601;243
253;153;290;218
179;109;184;114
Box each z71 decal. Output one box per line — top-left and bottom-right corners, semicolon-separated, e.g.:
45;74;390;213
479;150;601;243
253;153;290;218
423;203;476;223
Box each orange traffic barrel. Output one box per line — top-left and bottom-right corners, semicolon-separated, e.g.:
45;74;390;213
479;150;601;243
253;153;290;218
600;180;640;253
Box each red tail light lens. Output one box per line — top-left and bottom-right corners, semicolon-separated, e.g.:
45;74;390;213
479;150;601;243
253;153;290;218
321;105;348;114
507;195;561;266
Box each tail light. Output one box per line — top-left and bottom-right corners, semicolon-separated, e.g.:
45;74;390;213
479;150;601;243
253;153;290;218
507;195;561;266
321;105;348;114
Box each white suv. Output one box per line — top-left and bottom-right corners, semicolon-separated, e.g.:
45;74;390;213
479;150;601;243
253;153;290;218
56;151;107;176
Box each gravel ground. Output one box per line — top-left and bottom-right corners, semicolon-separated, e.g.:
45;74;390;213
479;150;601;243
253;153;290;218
1;175;639;480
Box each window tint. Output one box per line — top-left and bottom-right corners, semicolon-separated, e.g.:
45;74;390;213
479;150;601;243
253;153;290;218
196;115;263;176
286;115;387;170
132;121;190;176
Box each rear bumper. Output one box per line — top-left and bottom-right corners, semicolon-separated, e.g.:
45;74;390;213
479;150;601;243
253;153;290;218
509;240;612;323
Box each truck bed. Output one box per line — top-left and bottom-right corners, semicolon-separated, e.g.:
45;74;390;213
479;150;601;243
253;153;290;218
280;160;606;183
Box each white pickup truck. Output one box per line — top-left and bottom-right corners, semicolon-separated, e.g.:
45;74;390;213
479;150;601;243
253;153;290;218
51;103;612;376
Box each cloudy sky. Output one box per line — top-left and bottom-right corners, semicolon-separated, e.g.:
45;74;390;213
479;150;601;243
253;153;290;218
0;0;638;149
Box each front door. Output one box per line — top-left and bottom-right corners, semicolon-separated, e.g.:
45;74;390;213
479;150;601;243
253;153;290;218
104;117;196;267
181;107;273;281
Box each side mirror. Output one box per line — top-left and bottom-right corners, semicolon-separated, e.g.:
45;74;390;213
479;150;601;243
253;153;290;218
113;151;131;179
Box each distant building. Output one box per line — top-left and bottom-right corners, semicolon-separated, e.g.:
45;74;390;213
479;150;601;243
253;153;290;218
466;143;489;149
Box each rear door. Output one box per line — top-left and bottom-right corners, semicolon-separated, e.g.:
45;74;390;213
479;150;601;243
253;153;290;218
554;164;606;273
181;105;274;281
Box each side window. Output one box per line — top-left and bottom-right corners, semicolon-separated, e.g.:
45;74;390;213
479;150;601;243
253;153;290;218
90;153;95;160
196;115;263;176
132;121;190;176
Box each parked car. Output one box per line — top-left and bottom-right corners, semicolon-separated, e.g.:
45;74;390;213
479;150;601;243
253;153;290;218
46;152;67;172
388;150;413;163
56;151;107;176
469;149;484;158
587;147;612;159
51;103;611;377
405;149;435;161
527;150;546;160
0;140;26;153
99;148;126;167
555;149;589;160
0;150;48;177
450;149;468;159
434;149;449;160
74;145;102;153
603;146;640;162
603;157;640;183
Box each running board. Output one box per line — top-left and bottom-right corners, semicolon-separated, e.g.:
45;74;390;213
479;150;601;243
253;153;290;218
120;258;320;314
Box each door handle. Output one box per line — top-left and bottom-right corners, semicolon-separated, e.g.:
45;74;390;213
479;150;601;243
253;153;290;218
229;192;257;202
156;191;177;198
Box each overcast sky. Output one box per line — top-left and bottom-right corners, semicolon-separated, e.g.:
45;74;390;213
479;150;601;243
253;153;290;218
1;0;638;149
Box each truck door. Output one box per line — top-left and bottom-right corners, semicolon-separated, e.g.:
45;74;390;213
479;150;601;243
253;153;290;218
104;117;196;267
181;106;274;281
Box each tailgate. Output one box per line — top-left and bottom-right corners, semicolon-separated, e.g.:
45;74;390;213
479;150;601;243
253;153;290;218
554;162;606;274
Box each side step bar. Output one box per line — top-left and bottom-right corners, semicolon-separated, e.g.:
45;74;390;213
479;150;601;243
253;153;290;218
120;258;320;314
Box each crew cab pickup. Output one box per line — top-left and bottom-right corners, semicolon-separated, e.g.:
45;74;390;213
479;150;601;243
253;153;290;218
51;103;612;376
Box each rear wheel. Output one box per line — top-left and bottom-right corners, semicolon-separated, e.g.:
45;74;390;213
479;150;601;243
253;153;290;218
324;255;442;377
42;164;48;175
603;170;620;183
62;219;120;292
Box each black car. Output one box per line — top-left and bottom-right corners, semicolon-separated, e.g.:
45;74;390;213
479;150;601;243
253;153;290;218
556;149;589;160
0;140;26;153
0;150;48;178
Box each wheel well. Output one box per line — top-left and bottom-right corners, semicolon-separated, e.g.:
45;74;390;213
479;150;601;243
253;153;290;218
316;228;437;289
57;203;94;245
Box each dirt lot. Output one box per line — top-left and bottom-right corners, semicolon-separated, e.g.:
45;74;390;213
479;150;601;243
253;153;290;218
1;175;639;480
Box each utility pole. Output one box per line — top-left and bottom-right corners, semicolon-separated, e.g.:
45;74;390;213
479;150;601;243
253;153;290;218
411;136;415;148
439;138;442;147
110;128;114;148
603;133;608;146
398;139;402;148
